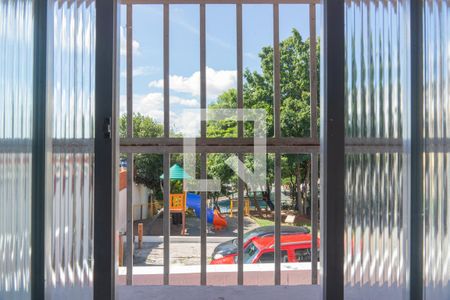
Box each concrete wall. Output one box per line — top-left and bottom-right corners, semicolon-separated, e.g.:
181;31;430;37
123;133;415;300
117;172;150;233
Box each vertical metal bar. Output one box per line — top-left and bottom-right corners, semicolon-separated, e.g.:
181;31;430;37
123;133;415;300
163;152;170;285
125;3;134;287
163;2;170;138
237;2;243;138
32;0;48;298
321;0;345;297
273;1;281;285
200;153;207;285
94;0;118;298
409;0;423;298
200;4;206;140
126;4;133;138
274;153;281;285
126;153;133;285
200;3;207;286
237;152;244;285
237;4;244;284
273;3;281;139
309;3;318;140
163;2;170;283
311;152;319;284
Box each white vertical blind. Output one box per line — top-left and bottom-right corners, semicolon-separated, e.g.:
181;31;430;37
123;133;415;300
423;0;450;298
46;1;96;299
0;0;34;299
344;0;409;297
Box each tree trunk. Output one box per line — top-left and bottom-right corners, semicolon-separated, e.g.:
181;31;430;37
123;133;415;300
252;191;263;217
304;160;311;216
296;164;302;213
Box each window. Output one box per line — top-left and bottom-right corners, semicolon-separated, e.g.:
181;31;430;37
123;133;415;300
118;0;321;288
294;249;311;262
257;251;288;263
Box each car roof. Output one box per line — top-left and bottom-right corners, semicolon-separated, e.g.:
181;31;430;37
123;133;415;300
252;233;316;250
250;225;309;236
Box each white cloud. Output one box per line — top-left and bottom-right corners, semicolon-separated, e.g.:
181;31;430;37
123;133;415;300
120;66;160;78
119;26;140;56
171;109;200;137
119;93;199;124
171;96;199;107
148;67;237;100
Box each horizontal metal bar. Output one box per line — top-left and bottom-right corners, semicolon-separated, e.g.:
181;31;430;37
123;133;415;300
120;137;405;146
120;145;320;153
122;0;320;4
120;137;318;146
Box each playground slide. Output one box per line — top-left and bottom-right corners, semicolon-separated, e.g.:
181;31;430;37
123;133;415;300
186;193;227;230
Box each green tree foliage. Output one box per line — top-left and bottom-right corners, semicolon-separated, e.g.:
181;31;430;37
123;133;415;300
120;114;165;198
207;29;319;212
124;29;319;213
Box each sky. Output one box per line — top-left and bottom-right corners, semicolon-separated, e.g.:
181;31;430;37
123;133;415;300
119;4;321;136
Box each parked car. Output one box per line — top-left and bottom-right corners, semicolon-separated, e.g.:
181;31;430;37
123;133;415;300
210;225;310;263
211;233;319;264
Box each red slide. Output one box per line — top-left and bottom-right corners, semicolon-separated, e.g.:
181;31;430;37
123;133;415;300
212;209;227;230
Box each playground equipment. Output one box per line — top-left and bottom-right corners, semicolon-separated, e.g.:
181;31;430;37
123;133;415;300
169;192;228;234
161;164;228;235
229;198;250;217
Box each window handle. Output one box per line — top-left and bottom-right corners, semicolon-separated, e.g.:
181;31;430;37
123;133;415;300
103;117;112;139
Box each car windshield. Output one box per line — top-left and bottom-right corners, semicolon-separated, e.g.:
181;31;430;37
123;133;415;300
243;242;259;263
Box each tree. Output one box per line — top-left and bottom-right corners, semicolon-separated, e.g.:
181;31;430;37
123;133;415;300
120;114;165;199
206;29;319;214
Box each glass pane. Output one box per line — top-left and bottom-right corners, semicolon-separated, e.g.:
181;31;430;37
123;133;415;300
423;0;450;298
206;5;237;138
243;153;275;285
344;0;408;297
47;1;96;298
132;5;164;138
206;152;238;285
0;0;34;298
116;153;165;287
279;4;313;138
243;5;273;138
280;154;317;285
169;154;201;285
169;5;201;137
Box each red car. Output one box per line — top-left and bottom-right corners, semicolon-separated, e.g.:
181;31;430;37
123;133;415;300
210;233;320;264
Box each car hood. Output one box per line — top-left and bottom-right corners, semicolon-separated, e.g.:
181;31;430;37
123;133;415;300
212;239;238;257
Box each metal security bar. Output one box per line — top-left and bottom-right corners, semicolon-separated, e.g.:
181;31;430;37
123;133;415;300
119;0;341;287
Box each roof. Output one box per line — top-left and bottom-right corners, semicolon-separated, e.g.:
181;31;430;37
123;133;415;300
159;163;192;180
252;233;316;250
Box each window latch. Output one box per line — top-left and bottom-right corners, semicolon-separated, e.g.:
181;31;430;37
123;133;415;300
103;117;112;139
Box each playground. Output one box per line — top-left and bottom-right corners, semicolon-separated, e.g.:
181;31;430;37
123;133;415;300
119;162;314;272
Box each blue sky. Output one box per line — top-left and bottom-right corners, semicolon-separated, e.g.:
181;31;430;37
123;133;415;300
119;4;319;135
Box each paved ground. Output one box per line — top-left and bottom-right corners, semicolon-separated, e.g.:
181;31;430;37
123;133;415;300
128;216;259;266
134;214;260;237
133;241;219;266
